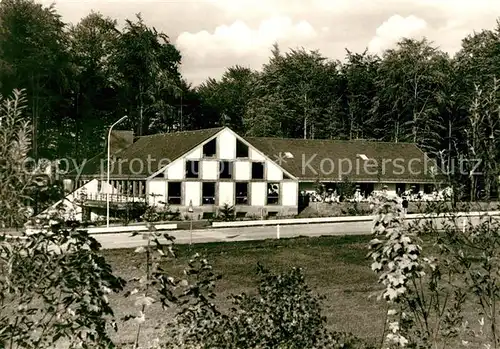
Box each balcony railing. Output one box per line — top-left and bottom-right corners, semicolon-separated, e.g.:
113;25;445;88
81;192;147;203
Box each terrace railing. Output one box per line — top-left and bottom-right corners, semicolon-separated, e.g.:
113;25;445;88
82;192;147;203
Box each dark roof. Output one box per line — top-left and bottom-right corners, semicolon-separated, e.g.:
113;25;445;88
244;137;437;183
71;127;438;183
73;127;224;179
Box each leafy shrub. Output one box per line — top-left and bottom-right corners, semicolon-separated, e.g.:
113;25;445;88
119;201;149;224
216;203;235;221
121;225;177;349
341;202;372;216
367;191;500;349
0;89;33;228
0;225;126;348
161;256;372;349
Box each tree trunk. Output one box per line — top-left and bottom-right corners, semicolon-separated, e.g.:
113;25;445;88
303;92;307;139
448;118;452;171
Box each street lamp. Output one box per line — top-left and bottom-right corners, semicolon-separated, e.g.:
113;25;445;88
106;115;128;227
188;200;193;247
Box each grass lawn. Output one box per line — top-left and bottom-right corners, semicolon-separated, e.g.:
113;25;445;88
102;235;387;348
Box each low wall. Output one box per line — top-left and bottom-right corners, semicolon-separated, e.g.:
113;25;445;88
298;201;500;218
212;210;500;228
172;205;298;220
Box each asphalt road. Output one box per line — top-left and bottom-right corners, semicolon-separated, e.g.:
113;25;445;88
94;221;373;250
6;215;496;250
93;215;494;250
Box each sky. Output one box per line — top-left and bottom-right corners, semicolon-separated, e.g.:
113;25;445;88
41;0;500;86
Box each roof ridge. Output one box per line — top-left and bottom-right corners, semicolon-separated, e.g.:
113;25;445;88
139;127;225;138
245;136;418;145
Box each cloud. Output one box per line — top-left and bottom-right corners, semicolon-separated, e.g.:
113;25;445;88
176;16;317;58
176;16;318;82
367;15;428;54
35;0;500;85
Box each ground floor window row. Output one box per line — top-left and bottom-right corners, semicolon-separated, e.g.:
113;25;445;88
166;181;280;206
312;182;435;198
99;180;280;205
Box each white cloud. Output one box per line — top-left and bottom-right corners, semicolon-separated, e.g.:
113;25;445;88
35;0;500;85
176;16;317;61
368;15;428;54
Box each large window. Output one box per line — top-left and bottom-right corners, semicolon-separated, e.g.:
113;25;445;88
186;160;199;179
203;138;216;157
396;183;406;196
358;183;375;197
202;182;216;205
236;139;249;158
168;182;182;205
267;183;279;205
410;184;421;194
219;161;232;179
251;162;264;179
235;182;249;205
424;184;434;194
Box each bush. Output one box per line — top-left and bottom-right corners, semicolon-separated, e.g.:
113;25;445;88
215;203;235;221
161;256;372;349
118;201;149;224
0;224;126;348
0;89;33;228
368;191;500;349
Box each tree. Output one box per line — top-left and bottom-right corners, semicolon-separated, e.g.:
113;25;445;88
245;45;346;139
68;11;121;160
455;22;500;91
372;38;450;153
113;14;182;136
341;49;381;140
197;65;256;133
463;79;500;200
0;0;71;159
243;93;287;137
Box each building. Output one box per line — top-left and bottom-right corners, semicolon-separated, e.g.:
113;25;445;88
59;126;438;221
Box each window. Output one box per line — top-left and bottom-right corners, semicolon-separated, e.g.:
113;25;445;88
219;161;232;179
396;183;406;195
203;138;216;157
267;183;280;205
168;182;182;205
186;160;199;178
235;182;249;205
202;182;216;205
236;139;249;158
251;162;264;179
424;184;434;194
359;183;375;197
410;184;421;194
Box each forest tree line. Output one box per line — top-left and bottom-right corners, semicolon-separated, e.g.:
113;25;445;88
2;0;500;197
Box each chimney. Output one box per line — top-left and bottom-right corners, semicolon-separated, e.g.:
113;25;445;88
108;130;134;155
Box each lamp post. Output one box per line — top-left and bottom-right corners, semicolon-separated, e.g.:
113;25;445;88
106;115;128;228
188;200;193;248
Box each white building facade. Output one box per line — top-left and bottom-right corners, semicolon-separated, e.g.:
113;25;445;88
58;126;438;221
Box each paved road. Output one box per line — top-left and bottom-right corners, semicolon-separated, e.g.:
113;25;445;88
6;215;496;250
94;215;495;249
94;221;373;249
